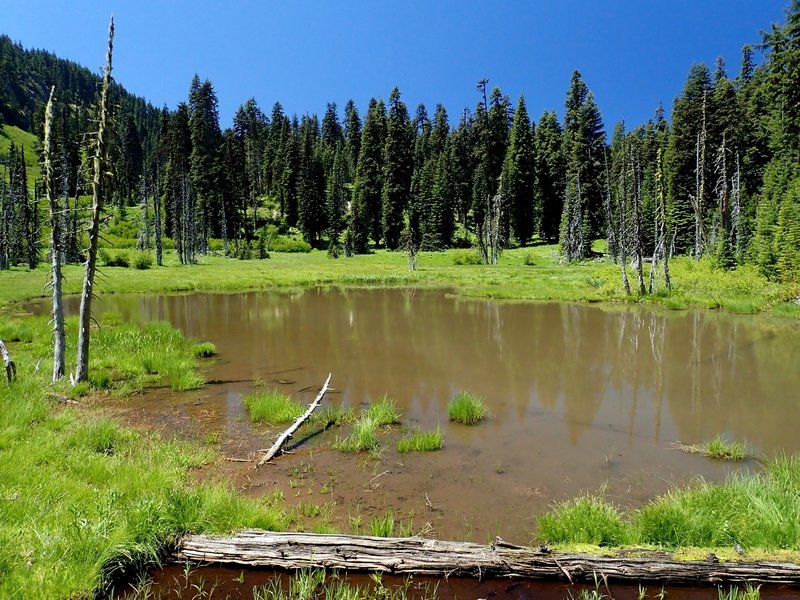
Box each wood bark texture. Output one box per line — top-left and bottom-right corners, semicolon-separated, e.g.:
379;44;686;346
0;340;15;383
75;16;114;383
174;531;800;586
256;373;332;467
43;86;66;382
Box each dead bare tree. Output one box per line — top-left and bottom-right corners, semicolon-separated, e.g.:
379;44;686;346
43;86;66;382
75;16;114;384
477;189;504;265
605;147;631;294
692;91;708;258
631;148;646;295
649;147;671;293
0;340;15;384
154;167;163;266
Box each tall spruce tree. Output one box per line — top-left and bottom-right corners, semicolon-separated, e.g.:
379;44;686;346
535;111;566;242
351;98;386;252
382;88;414;250
501;95;536;245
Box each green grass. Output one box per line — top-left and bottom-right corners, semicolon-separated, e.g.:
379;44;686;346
538;493;631;547
718;586;761;600
369;512;396;537
397;427;443;453
250;569;437;600
244;389;304;424
191;341;217;357
333;415;380;453
366;395;402;425
1;246;796;321
674;435;749;461
448;392;487;425
538;454;800;551
0;316;290;599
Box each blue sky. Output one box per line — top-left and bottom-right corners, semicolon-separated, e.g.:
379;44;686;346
3;1;790;129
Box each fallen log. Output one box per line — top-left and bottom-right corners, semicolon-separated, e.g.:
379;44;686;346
173;531;800;586
256;373;332;467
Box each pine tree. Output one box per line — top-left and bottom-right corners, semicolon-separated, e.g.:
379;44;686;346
188;75;222;250
326;144;347;250
561;71;606;259
535;111;565;243
297;116;326;245
232;98;268;236
343;99;361;181
501;95;536;245
382;88;414;250
668;63;713;255
351;98;386;252
117;113;143;209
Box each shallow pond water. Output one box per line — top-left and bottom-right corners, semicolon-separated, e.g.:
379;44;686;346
54;288;800;544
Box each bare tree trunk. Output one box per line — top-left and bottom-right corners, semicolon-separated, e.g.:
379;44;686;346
154;165;163;266
75;17;114;384
649;148;670;293
605;148;630;295
43;87;66;382
693;92;708;258
0;340;16;384
632;150;646;296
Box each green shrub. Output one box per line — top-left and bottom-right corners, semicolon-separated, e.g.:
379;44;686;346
448;392;487;425
244;389;304;424
397;427;443;453
452;249;482;265
271;236;312;253
132;250;154;270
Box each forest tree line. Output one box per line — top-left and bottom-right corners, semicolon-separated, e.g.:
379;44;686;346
1;4;799;284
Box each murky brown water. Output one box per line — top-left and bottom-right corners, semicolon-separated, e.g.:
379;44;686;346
53;289;800;545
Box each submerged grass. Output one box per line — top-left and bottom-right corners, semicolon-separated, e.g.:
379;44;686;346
244;389;304;424
0;316;290;599
397;427;443;453
251;569;437;600
448;392;487;425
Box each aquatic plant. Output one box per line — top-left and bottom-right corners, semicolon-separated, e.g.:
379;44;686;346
333;416;380;453
538;493;630;547
397;427;443;453
244;389;304;424
448;392;487;425
673;435;749;461
191;341;217;357
367;396;402;426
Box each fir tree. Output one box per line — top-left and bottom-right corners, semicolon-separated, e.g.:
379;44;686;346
501;95;536;245
351;98;386;252
535;111;565;243
382;88;414;250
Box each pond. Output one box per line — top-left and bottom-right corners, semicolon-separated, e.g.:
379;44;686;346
57;288;800;543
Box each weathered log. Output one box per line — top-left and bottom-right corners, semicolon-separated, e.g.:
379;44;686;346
0;340;16;383
256;373;332;467
173;531;800;586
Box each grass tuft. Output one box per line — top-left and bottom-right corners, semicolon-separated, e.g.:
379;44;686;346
538;494;630;547
448;392;487;425
244;389;304;424
673;435;749;461
369;512;396;537
397;427;443;453
367;396;402;426
333;416;380;453
191;341;217;357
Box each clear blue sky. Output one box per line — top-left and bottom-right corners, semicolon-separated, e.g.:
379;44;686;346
3;1;790;129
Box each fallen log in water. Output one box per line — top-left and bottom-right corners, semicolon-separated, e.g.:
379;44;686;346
256;373;332;467
173;531;800;586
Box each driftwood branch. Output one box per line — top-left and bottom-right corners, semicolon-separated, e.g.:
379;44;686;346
256;373;332;467
0;340;16;383
173;531;800;586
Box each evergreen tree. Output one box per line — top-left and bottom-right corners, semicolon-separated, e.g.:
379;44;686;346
501;95;536;245
561;71;606;259
668;63;713;255
188;75;222;249
351;98;386;252
232;98;268;235
535;111;565;242
117;113;143;209
326;144;347;249
343;99;361;181
382;88;414;250
297;116;326;245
